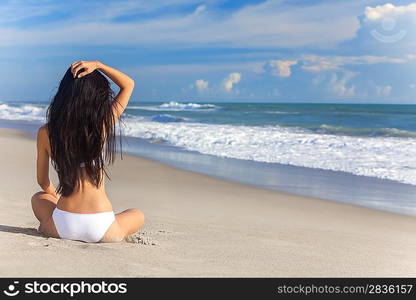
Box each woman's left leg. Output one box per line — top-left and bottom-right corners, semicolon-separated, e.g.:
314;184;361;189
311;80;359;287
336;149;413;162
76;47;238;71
31;191;60;238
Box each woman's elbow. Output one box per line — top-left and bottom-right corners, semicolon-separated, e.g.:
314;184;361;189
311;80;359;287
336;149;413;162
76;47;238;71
128;78;135;89
120;79;134;92
37;179;50;190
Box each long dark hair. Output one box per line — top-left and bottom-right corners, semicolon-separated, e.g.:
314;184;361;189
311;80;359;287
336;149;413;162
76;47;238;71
46;67;122;197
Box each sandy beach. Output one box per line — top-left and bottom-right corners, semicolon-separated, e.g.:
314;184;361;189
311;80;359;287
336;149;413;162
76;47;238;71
1;127;416;277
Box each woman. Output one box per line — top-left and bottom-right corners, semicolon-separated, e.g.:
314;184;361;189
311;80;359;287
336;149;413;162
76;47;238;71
31;60;144;243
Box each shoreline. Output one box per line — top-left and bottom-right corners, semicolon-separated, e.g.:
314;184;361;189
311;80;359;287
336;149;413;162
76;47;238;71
120;134;416;217
4;118;416;217
1;127;416;276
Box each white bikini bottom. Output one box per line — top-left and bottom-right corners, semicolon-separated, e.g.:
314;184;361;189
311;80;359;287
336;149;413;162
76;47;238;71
52;208;115;243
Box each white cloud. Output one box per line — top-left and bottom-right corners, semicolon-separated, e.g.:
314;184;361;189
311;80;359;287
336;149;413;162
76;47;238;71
264;60;297;77
302;54;415;72
376;85;392;96
361;3;416;48
194;79;209;92
329;71;357;97
0;0;362;49
365;3;416;21
193;4;206;15
127;62;259;77
303;55;339;72
225;0;361;48
223;73;241;92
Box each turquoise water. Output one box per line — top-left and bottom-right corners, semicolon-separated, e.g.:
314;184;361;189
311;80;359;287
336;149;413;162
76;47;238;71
1;100;416;216
1;100;415;185
125;102;416;137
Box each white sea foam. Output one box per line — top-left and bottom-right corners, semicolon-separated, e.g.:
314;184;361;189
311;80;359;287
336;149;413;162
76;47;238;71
127;101;219;111
317;124;416;138
0;104;46;122
121;115;416;186
1;103;415;186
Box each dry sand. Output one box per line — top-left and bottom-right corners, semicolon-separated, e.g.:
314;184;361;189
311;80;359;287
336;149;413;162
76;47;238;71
1;127;416;277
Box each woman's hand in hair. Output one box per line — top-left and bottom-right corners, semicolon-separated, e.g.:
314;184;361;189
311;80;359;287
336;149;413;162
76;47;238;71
71;60;99;78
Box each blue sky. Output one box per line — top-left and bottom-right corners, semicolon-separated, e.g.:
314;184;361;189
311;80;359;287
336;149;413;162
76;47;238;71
0;0;416;103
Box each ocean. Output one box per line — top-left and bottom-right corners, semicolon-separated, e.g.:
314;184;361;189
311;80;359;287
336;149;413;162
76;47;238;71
1;100;416;215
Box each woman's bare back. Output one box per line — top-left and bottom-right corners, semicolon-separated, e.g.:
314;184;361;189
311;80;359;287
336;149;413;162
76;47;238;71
32;61;144;243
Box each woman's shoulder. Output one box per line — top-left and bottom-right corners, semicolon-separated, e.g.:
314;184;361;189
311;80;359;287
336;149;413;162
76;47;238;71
37;124;51;155
37;124;48;139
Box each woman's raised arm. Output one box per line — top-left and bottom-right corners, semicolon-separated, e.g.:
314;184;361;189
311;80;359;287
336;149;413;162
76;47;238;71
71;60;135;119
